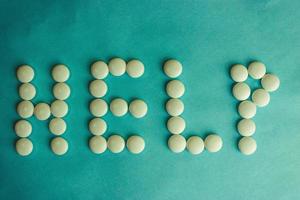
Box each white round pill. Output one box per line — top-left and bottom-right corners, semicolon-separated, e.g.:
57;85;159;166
16;138;33;156
238;100;256;119
17;100;34;118
261;74;280;92
19;83;36;100
90;99;108;117
89;80;108;98
126;135;145;154
34;103;51;120
163;59;183;78
89;135;107;154
53;82;71;100
129;99;148;118
108;58;126;76
51;100;68;118
126;59;144;78
237;119;256;136
14;120;32;137
91;61;109;79
52;64;70;82
165;98;184;116
252;89;270;107
17;65;34;83
107;135;125;153
167;116;185;134
110;98;128;117
168;134;186;153
248;61;266;79
204;134;223;153
186;136;204;155
238;136;257;155
51;137;68;155
230;64;248;82
166;80;185;98
89;118;107;135
232;82;251;101
49;118;67;135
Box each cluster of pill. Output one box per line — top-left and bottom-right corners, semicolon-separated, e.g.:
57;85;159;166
231;61;280;155
164;60;223;154
88;58;147;154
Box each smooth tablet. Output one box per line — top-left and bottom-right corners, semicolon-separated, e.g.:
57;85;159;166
17;100;34;118
126;59;144;78
49;118;67;135
248;61;266;79
168;134;186;153
16;138;33;156
90;99;108;117
129;99;148;118
186;136;204;155
19;83;36;100
204;134;223;153
261;74;280;92
34;103;51;120
89;135;107;154
166;80;185;98
51;137;68;155
252;89;270;107
17;65;34;83
53;82;71;100
232;82;251;101
14;120;32;137
237;119;256;136
110;98;128;117
52;64;70;82
50;100;68;118
238;100;256;119
89;118;107;135
238;137;257;155
89;80;108;98
167;116;185;134
163;59;183;78
107;135;125;153
126;135;145;154
165;98;184;116
108;58;126;76
91;61;109;79
230;64;248;82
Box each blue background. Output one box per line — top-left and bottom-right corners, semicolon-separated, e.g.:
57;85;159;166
0;0;300;199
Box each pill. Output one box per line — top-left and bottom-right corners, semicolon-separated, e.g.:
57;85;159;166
89;118;107;135
204;134;223;153
50;100;68;118
129;99;148;118
16;138;33;156
238;100;256;119
126;135;145;154
19;83;36;100
261;74;280;92
90;99;108;117
248;61;266;79
167;116;185;134
91;61;109;79
168;134;186;153
237;119;256;136
126;59;144;78
186;136;204;155
163;59;183;78
165;98;184;116
89;135;107;154
17;100;34;118
52;64;70;82
51;137;68;155
166;80;185;98
108;58;126;76
14;120;32;137
107;135;125;153
230;64;248;82
17;65;34;83
34;103;51;120
238;136;257;155
252;89;270;107
110;98;128;117
89;79;108;98
53;82;71;100
232;82;251;101
49;118;67;135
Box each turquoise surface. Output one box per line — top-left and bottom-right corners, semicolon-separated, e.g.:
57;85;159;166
1;0;300;199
